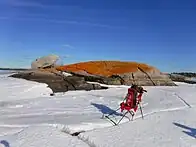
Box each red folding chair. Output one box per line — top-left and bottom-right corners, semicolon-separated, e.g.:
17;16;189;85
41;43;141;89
105;86;147;125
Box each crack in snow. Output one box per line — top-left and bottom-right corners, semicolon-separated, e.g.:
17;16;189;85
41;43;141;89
61;127;97;147
77;135;97;147
173;93;191;108
160;89;192;108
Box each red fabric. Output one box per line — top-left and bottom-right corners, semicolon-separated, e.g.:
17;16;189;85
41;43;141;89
120;88;143;113
137;93;142;102
125;88;135;107
120;102;138;112
133;105;138;112
120;102;131;112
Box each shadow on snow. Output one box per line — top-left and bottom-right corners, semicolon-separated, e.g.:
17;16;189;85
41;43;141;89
173;122;196;139
0;140;10;147
91;102;123;117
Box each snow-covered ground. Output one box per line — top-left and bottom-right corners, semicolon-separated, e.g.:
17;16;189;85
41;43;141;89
0;73;195;147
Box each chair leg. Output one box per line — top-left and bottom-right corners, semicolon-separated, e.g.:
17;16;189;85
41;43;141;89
128;110;135;121
116;111;128;125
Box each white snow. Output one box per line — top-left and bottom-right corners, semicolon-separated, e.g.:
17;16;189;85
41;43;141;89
61;71;72;77
0;74;195;147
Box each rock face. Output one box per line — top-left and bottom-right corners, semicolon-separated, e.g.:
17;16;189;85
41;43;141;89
9;70;108;93
118;70;175;86
57;61;176;86
169;73;196;84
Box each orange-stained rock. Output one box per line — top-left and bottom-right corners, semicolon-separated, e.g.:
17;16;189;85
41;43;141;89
55;61;176;86
56;61;158;77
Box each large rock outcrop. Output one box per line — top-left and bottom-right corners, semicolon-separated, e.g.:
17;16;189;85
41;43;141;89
9;60;177;94
9;70;108;93
56;61;176;86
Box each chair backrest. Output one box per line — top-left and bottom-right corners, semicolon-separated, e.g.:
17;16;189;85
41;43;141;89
125;88;137;107
120;86;145;112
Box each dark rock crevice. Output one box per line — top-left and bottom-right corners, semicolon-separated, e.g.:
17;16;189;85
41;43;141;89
137;67;156;86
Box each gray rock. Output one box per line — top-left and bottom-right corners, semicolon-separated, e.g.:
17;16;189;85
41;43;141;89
9;70;108;93
169;73;196;84
65;71;123;85
117;68;176;86
31;55;60;69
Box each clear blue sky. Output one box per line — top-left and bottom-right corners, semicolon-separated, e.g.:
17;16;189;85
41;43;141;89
0;0;196;72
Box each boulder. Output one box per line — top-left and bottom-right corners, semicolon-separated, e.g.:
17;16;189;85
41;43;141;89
9;70;108;93
31;54;60;69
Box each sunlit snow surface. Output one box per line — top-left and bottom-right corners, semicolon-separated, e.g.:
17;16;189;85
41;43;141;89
0;73;195;147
